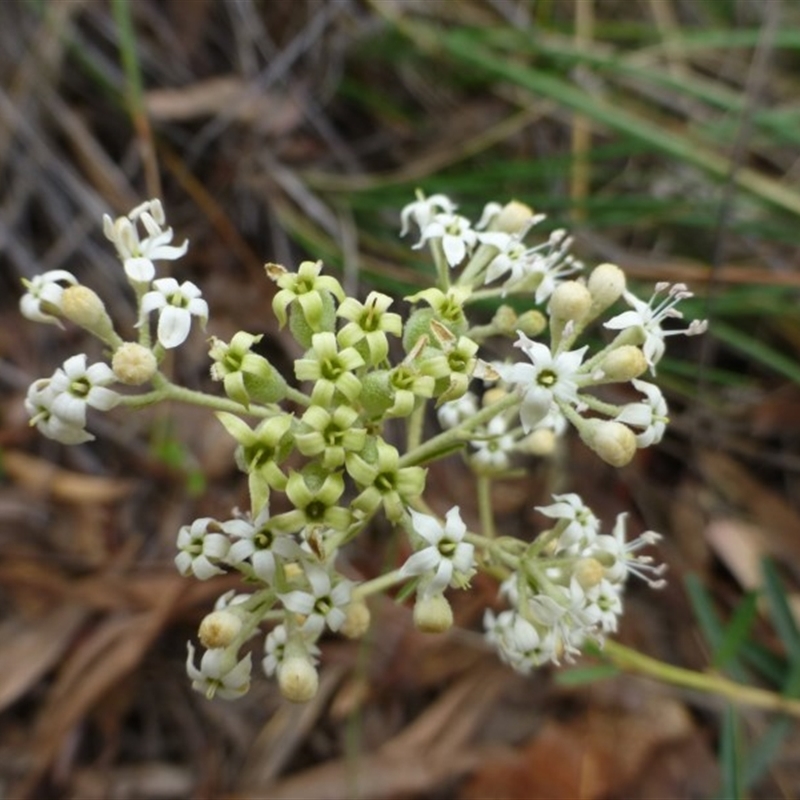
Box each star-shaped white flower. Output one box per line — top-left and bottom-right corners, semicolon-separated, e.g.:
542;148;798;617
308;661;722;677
20;270;78;325
175;517;230;580
497;333;587;432
185;642;251;700
415;212;478;267
400;193;456;236
47;354;119;429
614;379;668;447
536;492;600;550
140;277;208;348
25;377;94;444
103;199;188;283
604;283;707;373
279;564;354;637
400;507;475;597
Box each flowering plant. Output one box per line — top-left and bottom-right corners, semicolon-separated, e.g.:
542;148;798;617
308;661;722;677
20;194;706;702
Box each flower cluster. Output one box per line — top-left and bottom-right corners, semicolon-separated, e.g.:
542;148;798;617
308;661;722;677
485;494;665;673
19;192;707;701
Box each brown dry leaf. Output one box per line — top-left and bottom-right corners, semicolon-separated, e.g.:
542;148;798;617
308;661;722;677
15;576;185;796
461;685;694;800
697;450;800;564
146;77;302;135
253;665;508;800
3;450;134;504
705;517;767;591
0;606;88;713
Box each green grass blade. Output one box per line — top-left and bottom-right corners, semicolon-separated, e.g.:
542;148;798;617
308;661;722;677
719;706;744;800
761;558;800;659
712;592;759;671
711;321;800;385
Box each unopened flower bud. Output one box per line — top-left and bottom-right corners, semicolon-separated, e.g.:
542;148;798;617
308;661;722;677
413;593;453;633
549;281;592;323
198;610;242;649
492;305;518;336
278;656;319;703
490;200;536;235
482;387;507;407
588;263;626;314
61;285;118;344
112;342;158;385
516;310;547;337
580;419;637;467
598;345;647;382
340;600;371;639
574;557;605;590
519;428;557;456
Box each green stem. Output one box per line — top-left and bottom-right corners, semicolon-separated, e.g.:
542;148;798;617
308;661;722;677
603;640;800;718
476;475;496;539
118;378;279;417
352;569;405;600
399;391;520;468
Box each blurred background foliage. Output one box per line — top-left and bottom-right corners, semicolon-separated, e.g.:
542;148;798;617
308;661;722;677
2;1;800;798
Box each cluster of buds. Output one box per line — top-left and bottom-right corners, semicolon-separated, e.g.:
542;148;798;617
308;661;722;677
19;193;706;702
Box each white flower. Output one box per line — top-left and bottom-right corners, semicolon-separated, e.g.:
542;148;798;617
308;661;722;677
484;228;580;300
222;506;302;584
484;609;557;673
103;199;188;283
604;283;707;373
47;354;119;429
469;415;515;472
20;270;78;325
536;492;600;550
25;378;94;444
437;391;479;430
497;333;587;432
415;212;478;267
140;277;208;348
614;379;668;447
175;517;230;580
262;623;321;677
185;642;251;700
400;193;456;236
279;564;354;637
399;507;476;597
589;513;666;588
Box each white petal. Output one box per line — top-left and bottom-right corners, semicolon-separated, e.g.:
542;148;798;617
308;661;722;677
158;306;191;348
124;258;155;283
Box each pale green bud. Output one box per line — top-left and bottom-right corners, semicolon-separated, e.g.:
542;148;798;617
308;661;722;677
112;342;158;385
518;428;557;456
516;310;547;337
340;600;371;639
199;610;242;649
490;200;536;235
413;594;453;633
574;558;605;590
598;345;648;382
580;419;637;467
549;281;592;324
61;285;118;344
278;656;319;703
588;263;626;315
491;305;518;336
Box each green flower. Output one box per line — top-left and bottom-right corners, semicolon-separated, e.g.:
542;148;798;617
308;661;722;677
295;405;367;470
209;331;287;407
336;291;402;365
419;326;480;405
405;285;471;336
348;439;427;523
295;332;364;407
268;260;344;332
217;412;294;512
270;468;351;534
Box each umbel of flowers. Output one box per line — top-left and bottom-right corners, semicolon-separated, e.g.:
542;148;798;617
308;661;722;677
20;194;706;702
